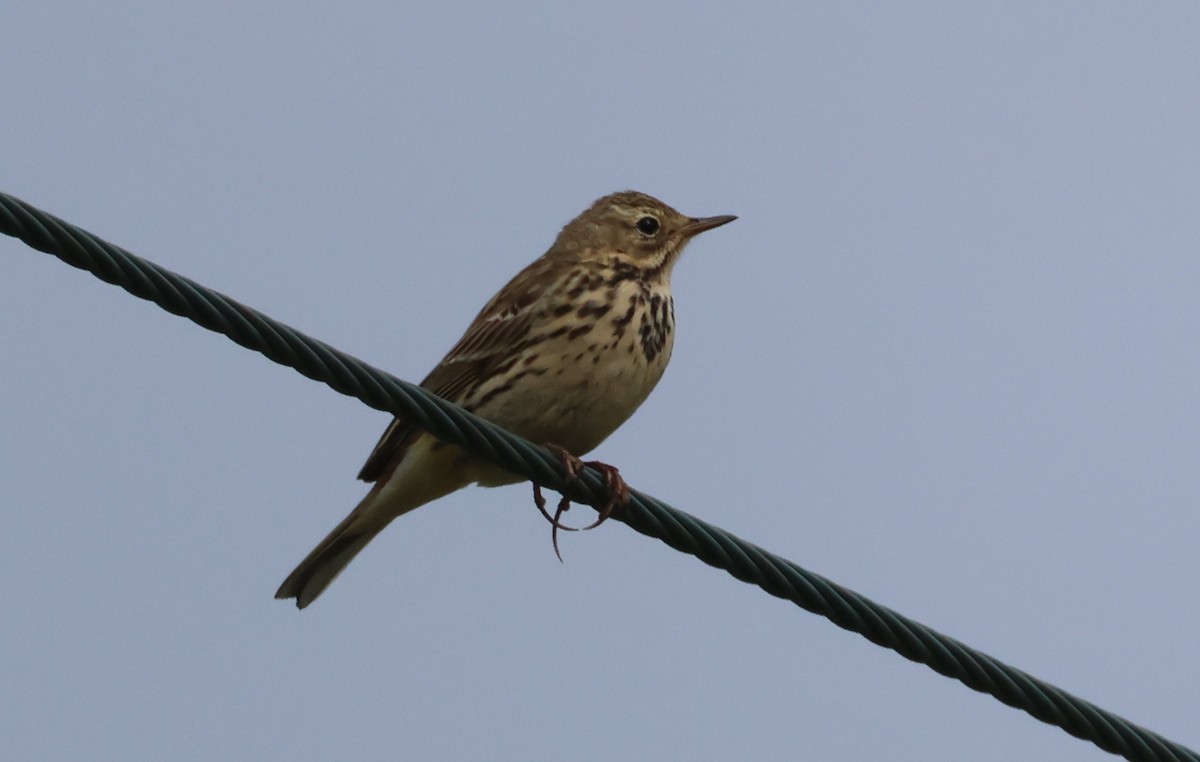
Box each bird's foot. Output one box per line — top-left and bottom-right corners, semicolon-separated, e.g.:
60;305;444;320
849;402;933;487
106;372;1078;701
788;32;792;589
531;445;631;562
532;482;576;563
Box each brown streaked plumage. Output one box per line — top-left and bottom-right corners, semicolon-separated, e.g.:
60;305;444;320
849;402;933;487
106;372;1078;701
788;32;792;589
276;191;736;608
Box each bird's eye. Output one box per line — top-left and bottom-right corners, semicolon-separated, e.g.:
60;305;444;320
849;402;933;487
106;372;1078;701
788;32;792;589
636;216;660;235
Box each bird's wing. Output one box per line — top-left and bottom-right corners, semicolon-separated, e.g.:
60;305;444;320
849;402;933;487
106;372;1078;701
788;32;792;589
356;262;554;483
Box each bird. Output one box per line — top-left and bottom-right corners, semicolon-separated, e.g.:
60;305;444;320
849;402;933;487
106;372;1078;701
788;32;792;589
276;190;736;608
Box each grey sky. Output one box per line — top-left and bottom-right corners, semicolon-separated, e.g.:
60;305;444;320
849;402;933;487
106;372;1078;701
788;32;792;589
2;3;1198;760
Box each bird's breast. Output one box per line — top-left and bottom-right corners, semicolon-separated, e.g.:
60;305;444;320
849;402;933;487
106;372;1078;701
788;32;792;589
473;279;675;456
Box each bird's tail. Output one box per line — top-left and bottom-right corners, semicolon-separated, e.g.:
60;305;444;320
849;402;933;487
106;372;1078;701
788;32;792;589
277;436;472;608
275;489;390;609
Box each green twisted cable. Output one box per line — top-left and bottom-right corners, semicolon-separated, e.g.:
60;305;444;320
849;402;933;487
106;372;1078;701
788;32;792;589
1;190;1193;762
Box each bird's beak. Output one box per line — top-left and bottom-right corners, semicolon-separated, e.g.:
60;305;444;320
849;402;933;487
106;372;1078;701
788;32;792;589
681;214;737;238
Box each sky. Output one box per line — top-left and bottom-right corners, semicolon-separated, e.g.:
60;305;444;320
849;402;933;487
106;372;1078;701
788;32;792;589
2;3;1198;760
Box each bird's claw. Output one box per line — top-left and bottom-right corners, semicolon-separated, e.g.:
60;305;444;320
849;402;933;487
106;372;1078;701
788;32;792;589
530;445;631;561
532;483;577;563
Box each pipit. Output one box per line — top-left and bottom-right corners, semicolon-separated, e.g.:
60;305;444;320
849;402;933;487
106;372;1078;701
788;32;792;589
276;191;736;608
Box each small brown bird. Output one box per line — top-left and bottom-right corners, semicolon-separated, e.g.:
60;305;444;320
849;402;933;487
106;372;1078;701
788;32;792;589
276;191;735;607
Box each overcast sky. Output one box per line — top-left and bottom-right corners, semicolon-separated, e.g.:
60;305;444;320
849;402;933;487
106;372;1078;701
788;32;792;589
2;3;1198;760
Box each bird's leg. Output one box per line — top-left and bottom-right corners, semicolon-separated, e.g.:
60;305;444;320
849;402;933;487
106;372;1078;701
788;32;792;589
531;445;632;561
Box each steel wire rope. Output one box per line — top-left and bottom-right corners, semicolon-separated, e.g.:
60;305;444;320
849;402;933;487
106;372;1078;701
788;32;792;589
1;190;1194;762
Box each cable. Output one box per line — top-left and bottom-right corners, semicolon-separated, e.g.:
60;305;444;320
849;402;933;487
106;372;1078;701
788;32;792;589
1;190;1194;762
